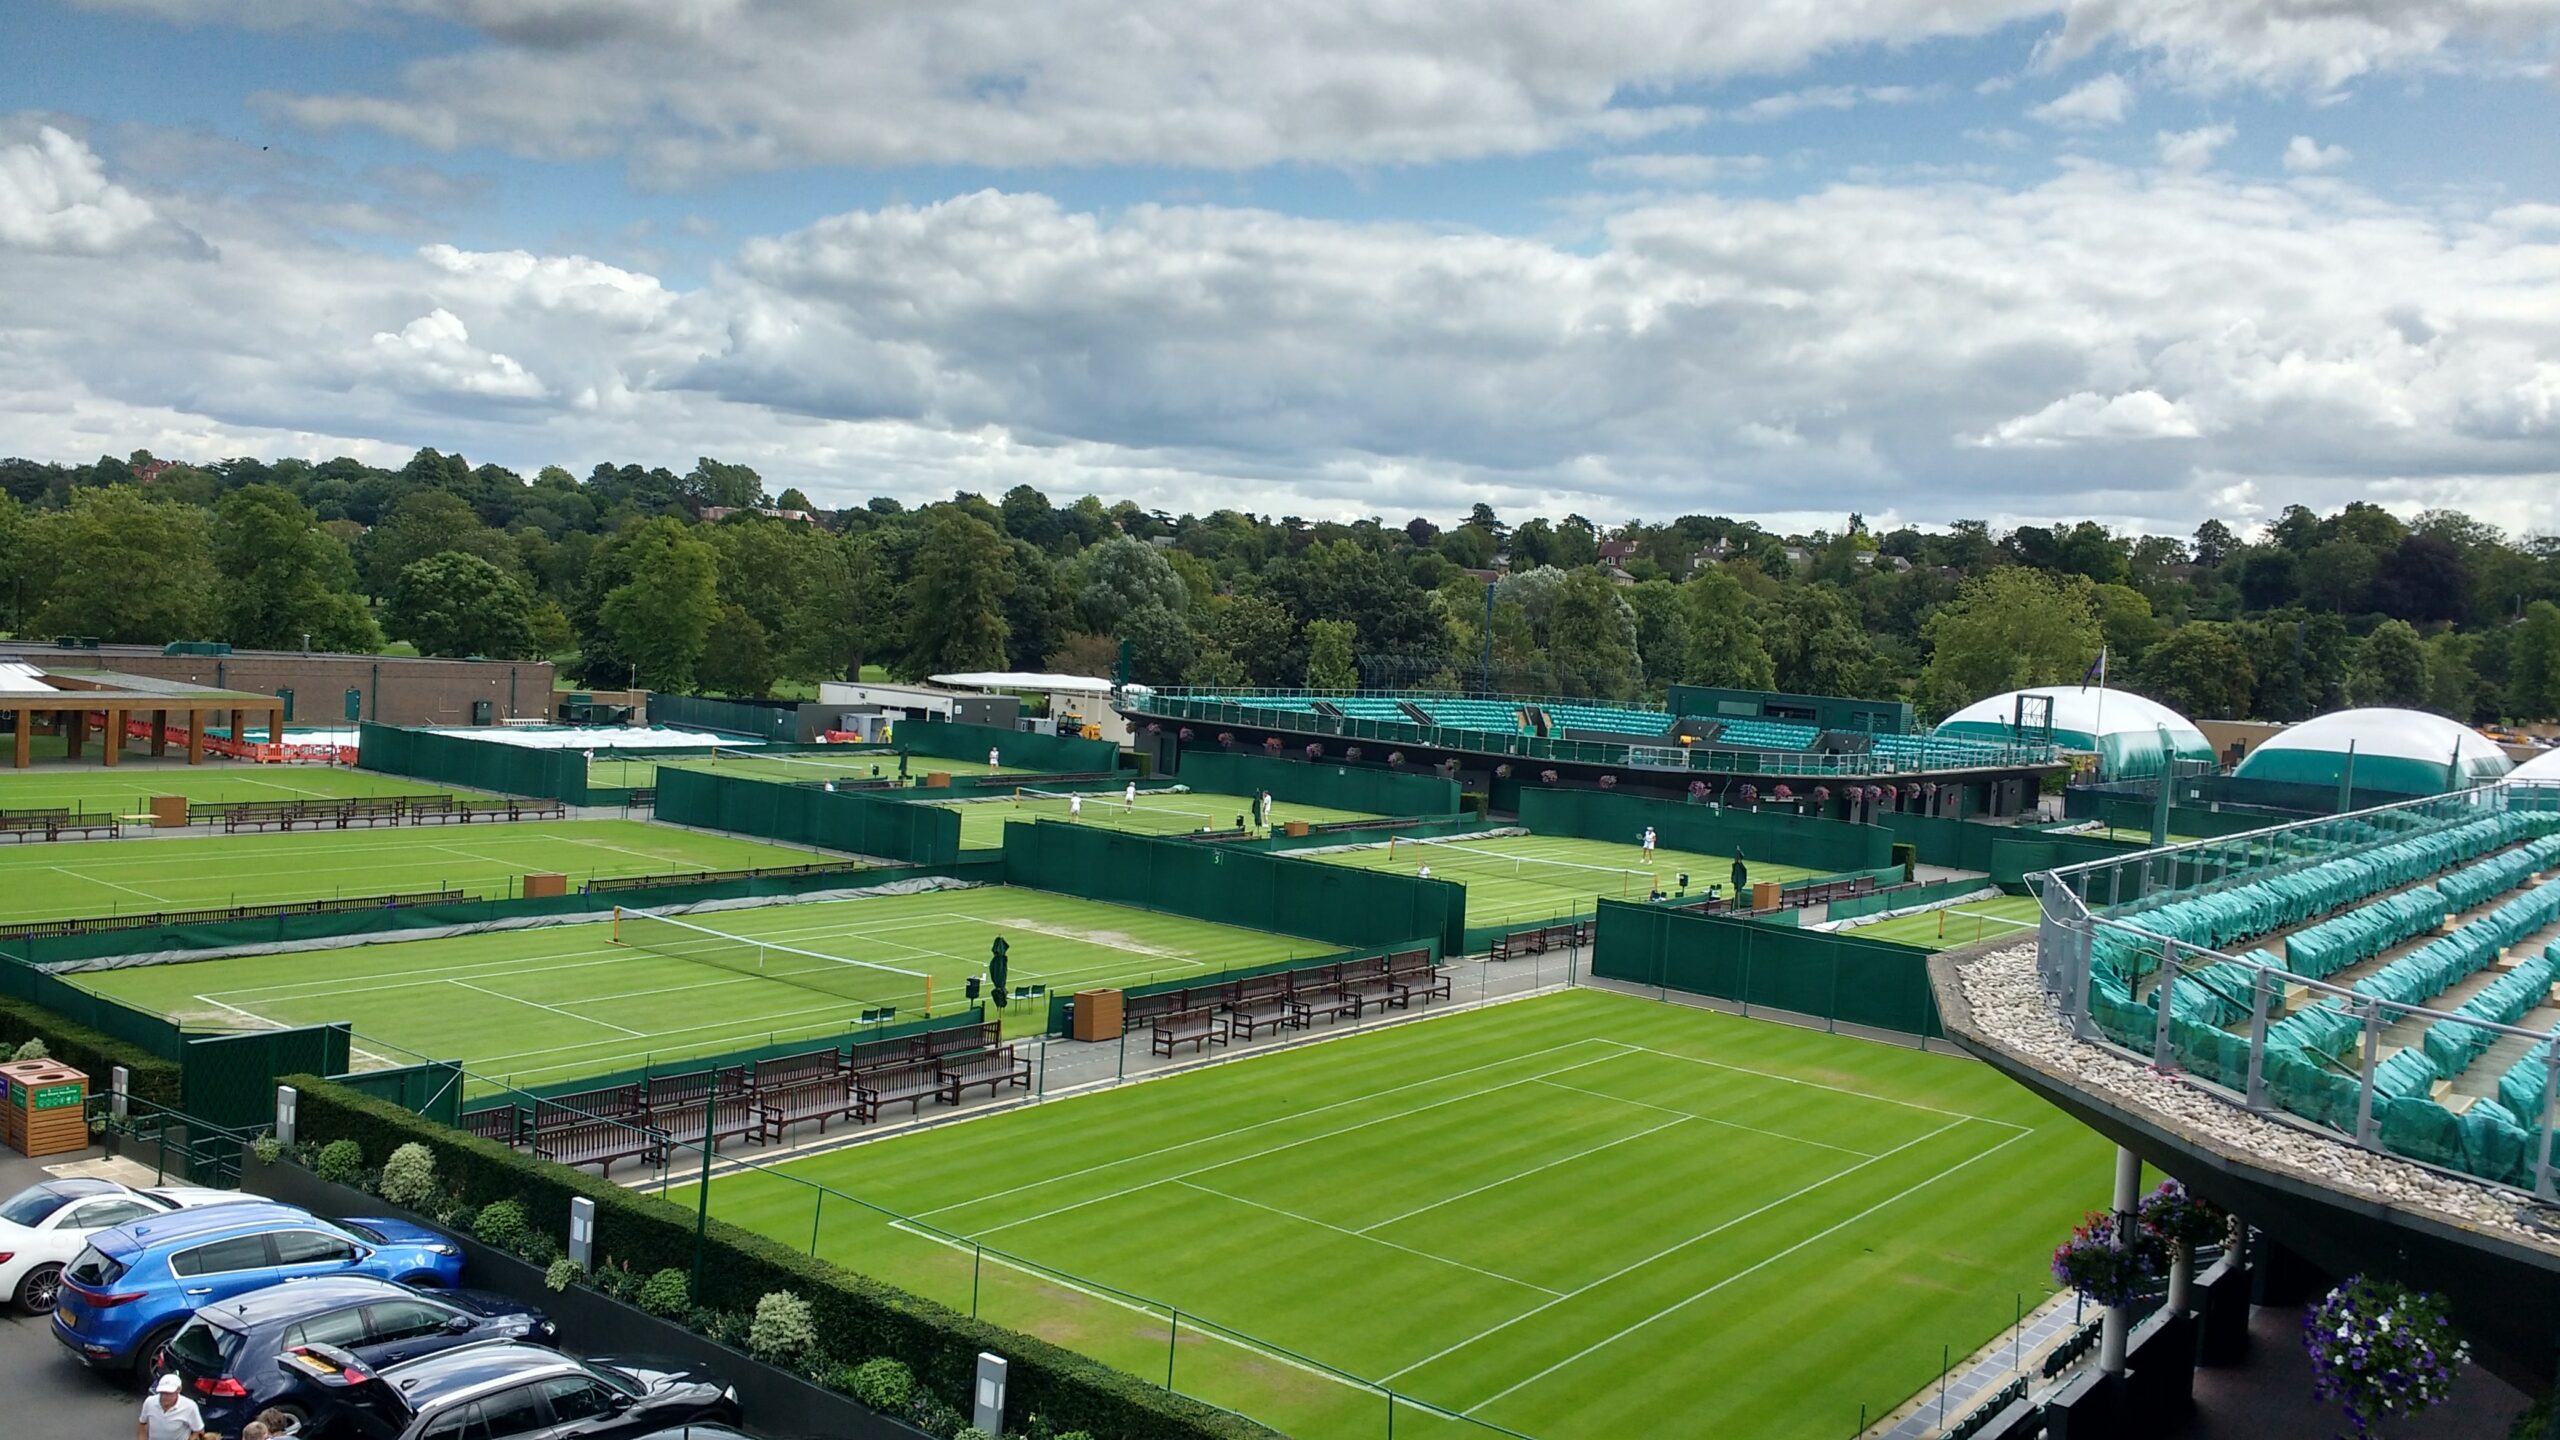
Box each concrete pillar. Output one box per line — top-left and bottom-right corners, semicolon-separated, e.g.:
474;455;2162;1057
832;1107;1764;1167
64;709;83;759
150;709;168;758
185;709;204;765
228;709;243;750
2100;1144;2142;1374
269;705;284;745
101;709;122;767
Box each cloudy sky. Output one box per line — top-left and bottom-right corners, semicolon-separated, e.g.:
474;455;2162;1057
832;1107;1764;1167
4;2;2558;536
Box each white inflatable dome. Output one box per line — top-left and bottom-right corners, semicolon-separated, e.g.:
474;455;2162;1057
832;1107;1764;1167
2507;746;2560;783
2232;708;2510;796
1934;686;2214;780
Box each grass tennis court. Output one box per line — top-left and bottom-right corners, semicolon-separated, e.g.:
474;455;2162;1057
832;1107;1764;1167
1309;832;1826;932
683;988;2106;1440
78;886;1327;1086
1842;894;2042;951
0;762;466;813
589;749;1020;791
0;819;819;924
930;787;1381;849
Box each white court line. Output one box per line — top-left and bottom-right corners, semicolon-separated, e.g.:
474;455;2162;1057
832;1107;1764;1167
963;1050;1630;1238
1379;1117;1971;1385
192;995;401;1069
444;978;645;1038
1458;1128;2033;1417
51;867;168;903
1176;1181;1561;1297
1606;1041;2030;1131
1355;1117;1691;1234
914;1038;1619;1221
1533;1077;1877;1158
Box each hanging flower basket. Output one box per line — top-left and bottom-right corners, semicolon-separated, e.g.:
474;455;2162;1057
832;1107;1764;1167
2305;1276;2469;1435
1304;742;1323;760
1145;722;1161;735
1540;769;1559;785
1598;775;1617;789
1495;763;1512;779
1812;785;1831;804
1216;731;1234;747
2139;1181;2225;1253
1263;736;1283;753
1346;745;1364;762
2049;1211;2166;1309
1687;780;1708;801
1738;784;1757;803
1177;727;1193;742
1388;750;1407;767
1771;783;1793;802
1884;783;1898;802
1922;781;1938;797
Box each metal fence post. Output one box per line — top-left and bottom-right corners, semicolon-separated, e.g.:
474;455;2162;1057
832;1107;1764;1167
2354;1001;2385;1149
2536;1042;2559;1203
2244;971;2273;1112
2151;940;2177;1070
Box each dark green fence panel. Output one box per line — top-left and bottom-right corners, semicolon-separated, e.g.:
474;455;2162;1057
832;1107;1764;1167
1001;820;1464;957
902;718;1121;774
1516;787;1892;873
359;723;579;800
1171;750;1461;817
1590;898;1940;1038
646;694;798;742
330;1060;465;1127
185;1024;352;1132
654;767;961;865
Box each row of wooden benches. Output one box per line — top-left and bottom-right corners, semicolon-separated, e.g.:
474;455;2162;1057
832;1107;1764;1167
0;810;122;843
467;1020;1031;1173
1487;919;1592;962
216;795;566;831
1138;950;1449;1057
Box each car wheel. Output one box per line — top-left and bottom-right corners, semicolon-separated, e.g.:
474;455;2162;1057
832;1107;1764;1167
131;1322;183;1390
397;1271;445;1288
14;1263;63;1314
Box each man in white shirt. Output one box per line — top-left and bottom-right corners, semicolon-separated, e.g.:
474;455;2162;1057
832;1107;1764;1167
988;746;1001;769
1069;792;1083;817
1123;781;1137;812
140;1374;203;1440
1641;826;1657;860
1259;790;1274;829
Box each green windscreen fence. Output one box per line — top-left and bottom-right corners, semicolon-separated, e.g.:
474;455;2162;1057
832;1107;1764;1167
1589;898;1942;1038
902;718;1121;774
331;1059;465;1128
1172;749;1461;817
0;961;190;1059
186;1024;352;1132
359;722;580;800
646;693;799;742
1517;786;1893;873
1002;820;1465;957
655;766;961;865
1877;812;2146;890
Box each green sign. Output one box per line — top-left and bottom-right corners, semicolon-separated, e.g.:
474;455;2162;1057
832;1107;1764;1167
31;1083;83;1110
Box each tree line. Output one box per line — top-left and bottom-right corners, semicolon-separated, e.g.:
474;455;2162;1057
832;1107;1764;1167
2;451;2557;725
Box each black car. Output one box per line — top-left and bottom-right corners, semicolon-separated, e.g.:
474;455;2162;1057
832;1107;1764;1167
281;1339;740;1440
627;1429;752;1440
163;1276;555;1435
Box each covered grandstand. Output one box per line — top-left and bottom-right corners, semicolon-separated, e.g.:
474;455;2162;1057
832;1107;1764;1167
1934;685;2215;781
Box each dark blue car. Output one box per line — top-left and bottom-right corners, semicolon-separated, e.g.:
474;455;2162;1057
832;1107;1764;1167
52;1202;463;1375
163;1276;554;1435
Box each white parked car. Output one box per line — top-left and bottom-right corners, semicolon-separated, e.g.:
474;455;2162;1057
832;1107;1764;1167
0;1177;252;1313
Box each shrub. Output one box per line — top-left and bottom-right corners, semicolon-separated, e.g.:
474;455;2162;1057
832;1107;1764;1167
472;1199;530;1252
251;1134;283;1165
12;1038;49;1061
845;1358;916;1414
912;1392;966;1438
748;1291;819;1364
377;1142;439;1210
637;1267;691;1318
314;1139;365;1187
0;998;182;1106
957;1429;996;1440
545;1258;581;1293
518;1230;562;1267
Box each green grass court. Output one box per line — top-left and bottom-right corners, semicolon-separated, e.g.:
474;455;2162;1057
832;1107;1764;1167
1308;832;1824;932
1840;894;2042;951
930;787;1380;849
0;761;466;813
684;989;2105;1440
78;886;1326;1086
0;819;818;923
589;749;1020;791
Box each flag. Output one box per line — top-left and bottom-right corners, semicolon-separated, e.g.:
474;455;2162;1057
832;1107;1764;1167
2081;647;2107;688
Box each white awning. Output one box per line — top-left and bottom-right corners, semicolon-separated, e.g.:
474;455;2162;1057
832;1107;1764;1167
929;671;1149;697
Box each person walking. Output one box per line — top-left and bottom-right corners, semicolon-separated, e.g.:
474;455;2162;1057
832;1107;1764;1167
1259;790;1274;830
1730;850;1749;909
987;746;1001;770
1640;826;1656;861
1068;791;1083;818
1123;779;1137;812
139;1375;203;1440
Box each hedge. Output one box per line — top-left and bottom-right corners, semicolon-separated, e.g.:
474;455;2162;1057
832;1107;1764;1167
0;996;182;1106
281;1075;1277;1440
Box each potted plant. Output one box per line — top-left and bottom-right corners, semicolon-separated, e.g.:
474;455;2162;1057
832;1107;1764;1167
1598;775;1617;789
1687;780;1708;801
2140;1180;2225;1314
1216;731;1234;748
1346;745;1364;762
1263;736;1283;753
1812;785;1830;805
1539;769;1559;785
2050;1210;2165;1309
1495;763;1512;779
2305;1276;2469;1435
1387;750;1406;767
1304;742;1322;760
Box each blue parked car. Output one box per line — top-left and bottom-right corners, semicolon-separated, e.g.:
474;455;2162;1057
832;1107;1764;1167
51;1202;463;1377
162;1276;554;1436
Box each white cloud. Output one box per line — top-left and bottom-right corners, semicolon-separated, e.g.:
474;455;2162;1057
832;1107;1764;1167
2283;134;2354;172
364;309;548;400
2030;73;2134;126
2156;123;2236;171
1974;390;2203;446
0;125;201;255
1589;153;1766;186
2038;0;2556;95
1728;84;1938;122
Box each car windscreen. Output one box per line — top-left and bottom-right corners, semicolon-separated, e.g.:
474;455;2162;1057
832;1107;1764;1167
588;1362;646;1399
0;1187;76;1227
64;1245;126;1289
337;1220;386;1244
165;1318;244;1373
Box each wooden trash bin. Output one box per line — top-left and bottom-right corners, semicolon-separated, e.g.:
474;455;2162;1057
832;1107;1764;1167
2;1061;90;1158
923;772;952;789
522;872;567;899
1283;820;1310;838
1071;989;1125;1043
149;795;189;828
0;1059;47;1152
1751;881;1783;912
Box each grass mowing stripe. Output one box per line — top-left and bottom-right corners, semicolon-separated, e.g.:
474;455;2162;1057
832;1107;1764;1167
1531;1076;1876;1157
444;978;645;1038
1176;1180;1563;1297
1608;1039;2026;1130
1352;1116;1692;1233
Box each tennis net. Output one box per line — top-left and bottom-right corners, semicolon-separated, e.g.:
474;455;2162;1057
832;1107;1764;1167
1386;836;1653;895
1013;786;1233;832
1936;906;2038;946
613;907;935;1015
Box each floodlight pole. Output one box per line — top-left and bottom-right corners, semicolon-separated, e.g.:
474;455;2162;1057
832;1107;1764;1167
689;1091;716;1304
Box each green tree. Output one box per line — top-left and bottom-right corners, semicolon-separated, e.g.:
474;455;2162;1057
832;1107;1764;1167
2423;632;2482;722
24;488;217;642
1305;619;1358;691
1761;585;1878;699
1622;580;1689;699
597;518;721;689
2137;623;2255;720
1676;568;1776;690
384;551;543;659
901;507;1011;676
2296;540;2376;614
2084;583;2162;671
1916;568;2102;719
1546;569;1642;698
2351;620;2431;709
359;490;520;597
2509;601;2560;720
1211;594;1300;688
684;457;765;509
695;602;779;697
211;485;377;652
1074;536;1189;633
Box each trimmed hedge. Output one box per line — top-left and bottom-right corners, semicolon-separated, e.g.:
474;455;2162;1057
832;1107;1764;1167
0;996;182;1105
281;1075;1277;1440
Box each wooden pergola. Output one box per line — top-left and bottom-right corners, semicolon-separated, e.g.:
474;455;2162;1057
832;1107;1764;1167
0;667;284;770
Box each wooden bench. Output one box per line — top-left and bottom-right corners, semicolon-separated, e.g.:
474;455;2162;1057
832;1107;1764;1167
643;1064;747;1112
757;1075;866;1142
1489;923;1582;961
531;1083;643;1132
0;810;69;843
648;1092;761;1149
1385;955;1451;1008
1151;1008;1227;1058
857;1060;946;1118
1224;995;1304;1041
847;1033;921;1076
938;1046;1032;1103
46;818;122;841
462;1105;524;1146
532;1118;665;1175
909;1019;1003;1061
1287;985;1364;1027
335;797;411;828
223;801;309;832
750;1047;845;1092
